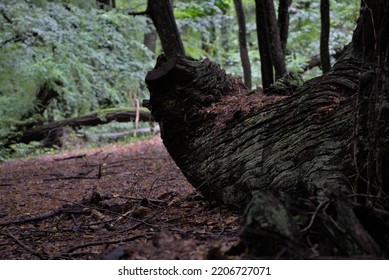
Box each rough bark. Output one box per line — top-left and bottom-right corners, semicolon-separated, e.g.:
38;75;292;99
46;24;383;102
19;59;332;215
234;0;252;90
147;0;185;59
144;1;389;258
9;108;153;146
320;0;331;73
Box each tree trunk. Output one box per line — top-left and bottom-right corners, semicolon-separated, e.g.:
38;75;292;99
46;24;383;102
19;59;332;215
234;0;252;90
263;0;286;79
320;0;331;73
145;0;389;258
255;0;274;88
278;0;292;57
144;18;158;56
255;0;287;87
147;0;185;59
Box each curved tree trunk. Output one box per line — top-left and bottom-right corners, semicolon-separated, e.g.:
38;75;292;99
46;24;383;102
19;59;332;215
145;1;389;258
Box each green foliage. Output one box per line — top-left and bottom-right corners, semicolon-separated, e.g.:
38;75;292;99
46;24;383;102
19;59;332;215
287;0;360;77
0;0;153;156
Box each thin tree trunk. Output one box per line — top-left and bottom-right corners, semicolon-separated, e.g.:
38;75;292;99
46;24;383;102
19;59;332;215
278;0;292;57
144;18;158;56
263;0;287;79
255;0;274;88
234;0;252;90
320;0;331;73
147;0;185;59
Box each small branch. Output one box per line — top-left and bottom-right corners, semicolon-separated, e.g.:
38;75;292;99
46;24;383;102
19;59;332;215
119;195;167;205
43;176;99;181
65;232;155;253
128;11;149;17
0;209;62;226
300;199;329;233
0;231;46;259
54;154;87;161
0;9;13;24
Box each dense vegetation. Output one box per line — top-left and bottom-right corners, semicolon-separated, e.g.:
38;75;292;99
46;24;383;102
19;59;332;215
0;0;360;160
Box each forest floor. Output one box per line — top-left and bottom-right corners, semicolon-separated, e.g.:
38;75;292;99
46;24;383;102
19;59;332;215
0;137;241;260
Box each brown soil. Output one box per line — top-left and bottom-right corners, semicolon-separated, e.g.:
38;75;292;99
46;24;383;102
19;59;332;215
0;137;240;259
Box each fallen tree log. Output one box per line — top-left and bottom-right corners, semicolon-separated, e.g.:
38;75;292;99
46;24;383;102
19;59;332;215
144;3;389;258
8;108;153;146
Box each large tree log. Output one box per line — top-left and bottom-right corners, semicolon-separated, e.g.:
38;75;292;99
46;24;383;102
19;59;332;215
145;3;389;258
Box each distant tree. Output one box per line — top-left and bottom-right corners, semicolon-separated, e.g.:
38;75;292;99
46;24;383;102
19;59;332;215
234;0;252;90
320;0;331;73
277;0;292;57
144;18;158;56
255;0;287;88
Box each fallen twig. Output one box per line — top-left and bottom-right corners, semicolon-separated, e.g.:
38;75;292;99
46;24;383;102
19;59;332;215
54;154;87;161
43;176;99;181
300;199;329;233
119;195;166;205
65;232;155;253
0;231;46;259
0;209;62;226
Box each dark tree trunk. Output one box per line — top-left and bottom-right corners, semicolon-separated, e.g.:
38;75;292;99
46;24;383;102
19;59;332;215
278;0;292;57
255;0;287;87
320;0;331;73
234;0;252;90
263;0;286;79
255;0;274;88
146;0;185;59
145;0;389;258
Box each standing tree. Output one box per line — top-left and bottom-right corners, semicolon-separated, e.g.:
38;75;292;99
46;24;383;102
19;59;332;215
234;0;252;90
255;0;287;88
144;0;389;258
277;0;292;57
320;0;331;73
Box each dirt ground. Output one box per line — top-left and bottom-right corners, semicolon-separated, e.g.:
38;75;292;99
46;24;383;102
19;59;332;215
0;137;241;259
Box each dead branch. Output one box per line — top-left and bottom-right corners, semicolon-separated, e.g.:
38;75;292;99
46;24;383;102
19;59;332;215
54;154;87;161
0;231;46;259
65;232;155;253
0;209;62;226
